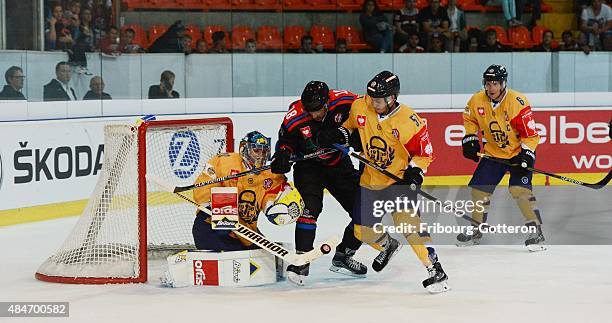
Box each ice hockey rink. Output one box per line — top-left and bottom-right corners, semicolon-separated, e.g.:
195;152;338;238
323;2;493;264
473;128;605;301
3;192;612;323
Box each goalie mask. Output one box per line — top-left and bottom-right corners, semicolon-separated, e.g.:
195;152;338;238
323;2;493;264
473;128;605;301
239;131;271;169
265;184;304;226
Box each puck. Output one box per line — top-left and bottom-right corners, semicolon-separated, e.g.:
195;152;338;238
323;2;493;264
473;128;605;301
320;244;332;254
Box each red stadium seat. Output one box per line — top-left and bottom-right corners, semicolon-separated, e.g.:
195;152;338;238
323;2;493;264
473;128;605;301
146;0;181;9
121;24;147;48
531;25;550;45
257;25;282;50
485;25;512;46
336;25;370;51
457;0;486;11
232;25;256;50
254;0;282;10
283;0;307;10
283;25;306;50
148;24;168;47
204;25;231;47
508;26;534;49
310;25;335;50
202;0;231;10
232;0;255;9
185;25;202;48
304;0;336;10
176;0;204;9
336;0;361;11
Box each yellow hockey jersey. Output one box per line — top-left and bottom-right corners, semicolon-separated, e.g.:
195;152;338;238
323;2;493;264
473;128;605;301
343;95;433;189
463;89;540;159
193;152;287;245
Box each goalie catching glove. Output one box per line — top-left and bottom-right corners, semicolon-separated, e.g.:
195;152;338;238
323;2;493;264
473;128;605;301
264;183;304;225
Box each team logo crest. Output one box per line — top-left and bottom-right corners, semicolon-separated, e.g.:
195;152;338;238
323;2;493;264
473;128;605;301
365;136;394;170
392;129;400;140
489;121;509;148
263;178;273;189
300;126;312;138
477;107;485;116
357;115;366;127
334;113;343;123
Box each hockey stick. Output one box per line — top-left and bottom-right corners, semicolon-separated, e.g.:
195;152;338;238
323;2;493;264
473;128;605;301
146;174;340;266
348;151;484;227
170;148;339;193
477;153;612;190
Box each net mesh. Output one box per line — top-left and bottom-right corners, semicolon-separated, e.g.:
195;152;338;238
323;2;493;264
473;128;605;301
36;120;230;281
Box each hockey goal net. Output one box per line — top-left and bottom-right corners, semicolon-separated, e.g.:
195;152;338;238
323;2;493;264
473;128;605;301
35;118;234;284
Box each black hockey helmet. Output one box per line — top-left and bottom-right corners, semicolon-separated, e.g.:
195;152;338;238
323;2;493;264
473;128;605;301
482;64;508;85
367;71;400;98
301;81;329;112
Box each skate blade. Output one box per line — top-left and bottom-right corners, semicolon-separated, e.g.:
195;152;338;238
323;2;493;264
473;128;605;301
286;272;306;286
526;244;547;252
425;281;450;294
329;265;366;278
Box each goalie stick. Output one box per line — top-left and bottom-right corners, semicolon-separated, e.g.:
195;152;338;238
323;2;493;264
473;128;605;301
146;174;340;266
477;153;612;190
171;148;339;193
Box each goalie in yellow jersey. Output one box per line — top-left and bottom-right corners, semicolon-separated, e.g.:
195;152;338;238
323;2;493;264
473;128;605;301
317;71;449;293
192;131;304;251
458;64;545;252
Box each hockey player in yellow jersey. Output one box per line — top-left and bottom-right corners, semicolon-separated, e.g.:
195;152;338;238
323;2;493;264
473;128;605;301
192;131;301;251
458;64;545;251
317;71;449;293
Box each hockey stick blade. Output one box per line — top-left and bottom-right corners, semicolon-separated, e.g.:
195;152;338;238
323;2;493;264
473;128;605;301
478;153;612;190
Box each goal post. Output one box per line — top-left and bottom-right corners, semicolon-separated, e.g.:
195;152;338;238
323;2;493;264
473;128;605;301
35;118;234;284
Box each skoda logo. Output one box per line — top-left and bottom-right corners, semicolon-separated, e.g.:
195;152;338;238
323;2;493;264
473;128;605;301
168;131;200;179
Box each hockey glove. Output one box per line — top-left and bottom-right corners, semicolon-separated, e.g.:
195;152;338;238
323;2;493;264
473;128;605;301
510;148;535;169
402;166;424;187
462;134;480;162
317;126;350;148
271;149;292;174
349;130;363;152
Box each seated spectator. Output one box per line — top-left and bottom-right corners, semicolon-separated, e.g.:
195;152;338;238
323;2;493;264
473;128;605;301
463;28;483;52
298;35;317;53
487;0;522;27
479;29;512;52
360;0;393;53
394;0;421;51
148;70;180;99
0;66;26;100
83;76;111;100
99;25;122;55
121;28;144;53
516;0;541;28
44;61;77;101
194;39;208;53
580;0;612;51
428;32;446;52
399;32;425;52
45;2;74;50
91;0;112;47
245;39;257;53
419;0;451;50
209;31;229;53
531;30;558;51
336;38;348;53
182;34;193;54
559;30;581;50
148;20;187;53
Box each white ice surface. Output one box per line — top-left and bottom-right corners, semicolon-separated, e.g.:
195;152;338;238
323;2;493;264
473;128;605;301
2;195;612;323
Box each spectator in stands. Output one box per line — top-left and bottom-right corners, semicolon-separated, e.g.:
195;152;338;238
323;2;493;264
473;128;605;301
399;32;425;52
69;24;95;74
487;0;522;27
298;35;317;53
209;31;229;53
91;0;112;47
64;1;81;28
580;0;612;50
43;61;77;101
394;0;421;51
99;25;122;55
246;39;257;53
182;35;193;54
194;39;208;53
516;0;541;28
479;28;512;52
360;0;393;53
336;38;348;53
463;28;483;52
45;2;74;50
149;70;180;99
121;28;144;53
78;7;95;51
531;30;558;51
0;66;26;100
447;0;466;49
83;76;112;100
428;32;446;52
149;20;187;53
559;30;592;53
419;0;451;51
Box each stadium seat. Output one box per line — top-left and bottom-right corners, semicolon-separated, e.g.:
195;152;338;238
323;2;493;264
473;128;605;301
148;24;169;47
417;0;447;9
121;24;147;48
232;0;255;9
485;25;512;46
336;0;361;10
304;0;336;10
123;0;144;9
185;25;202;47
336;25;370;51
204;25;231;47
457;0;485;11
508;26;534;49
531;25;549;45
253;0;282;10
310;25;335;50
232;25;256;50
146;0;181;9
176;0;204;9
202;0;231;10
257;25;282;50
283;25;306;50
